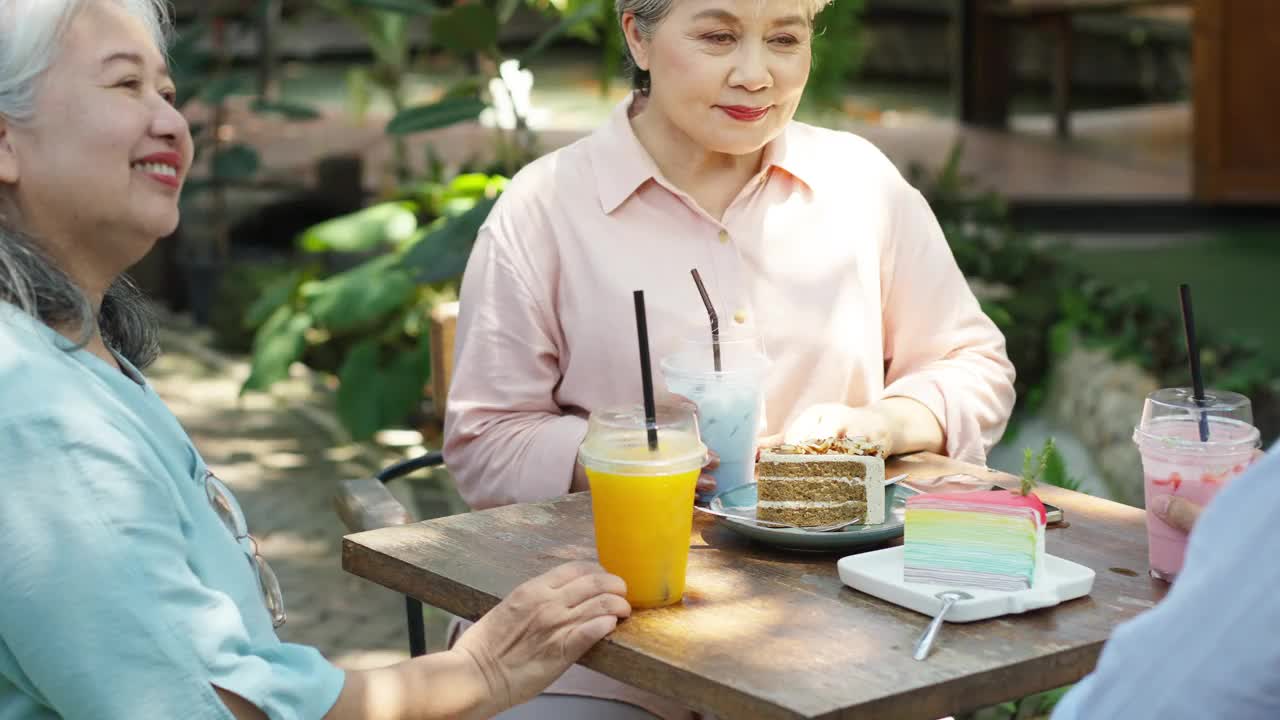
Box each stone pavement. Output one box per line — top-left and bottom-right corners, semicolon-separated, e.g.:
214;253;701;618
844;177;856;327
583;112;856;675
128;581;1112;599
149;310;466;670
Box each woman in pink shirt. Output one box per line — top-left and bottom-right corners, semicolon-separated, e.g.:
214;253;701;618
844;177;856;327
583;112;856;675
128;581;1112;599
444;0;1016;716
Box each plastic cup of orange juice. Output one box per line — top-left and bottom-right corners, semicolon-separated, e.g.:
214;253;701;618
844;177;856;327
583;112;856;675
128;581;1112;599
578;404;707;609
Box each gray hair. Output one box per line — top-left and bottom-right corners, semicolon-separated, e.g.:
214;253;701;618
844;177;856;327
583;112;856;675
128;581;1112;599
0;0;172;368
615;0;833;95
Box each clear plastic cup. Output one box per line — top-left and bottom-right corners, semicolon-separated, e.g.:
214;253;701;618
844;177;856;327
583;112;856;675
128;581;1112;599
659;328;769;505
1133;388;1260;581
578;404;707;609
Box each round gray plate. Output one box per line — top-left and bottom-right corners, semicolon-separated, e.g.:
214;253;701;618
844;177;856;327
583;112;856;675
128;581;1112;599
708;483;917;552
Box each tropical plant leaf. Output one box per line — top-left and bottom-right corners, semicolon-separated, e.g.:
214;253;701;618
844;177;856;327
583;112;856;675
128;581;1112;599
497;0;522;22
441;77;486;100
335;339;383;440
399;197;497;284
336;338;428;440
242;308;312;393
243;270;303;329
386;97;486;135
430;3;499;54
443;173;498;200
301;254;416;333
212;144;261;181
200;74;247;104
298;202;419;254
250;98;323;120
520;0;604;64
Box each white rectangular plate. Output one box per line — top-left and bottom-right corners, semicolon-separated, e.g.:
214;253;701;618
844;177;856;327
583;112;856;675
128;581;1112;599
837;546;1096;623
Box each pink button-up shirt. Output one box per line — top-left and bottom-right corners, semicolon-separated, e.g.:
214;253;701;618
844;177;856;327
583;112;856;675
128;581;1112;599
444;95;1016;511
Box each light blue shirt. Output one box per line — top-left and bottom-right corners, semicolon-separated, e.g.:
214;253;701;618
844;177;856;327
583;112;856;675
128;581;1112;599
1053;445;1280;719
0;305;344;719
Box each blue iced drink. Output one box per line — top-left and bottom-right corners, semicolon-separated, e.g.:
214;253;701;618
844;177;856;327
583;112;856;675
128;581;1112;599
661;336;769;504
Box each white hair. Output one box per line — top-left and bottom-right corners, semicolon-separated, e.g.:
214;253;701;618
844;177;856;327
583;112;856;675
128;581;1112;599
615;0;833;93
0;0;172;367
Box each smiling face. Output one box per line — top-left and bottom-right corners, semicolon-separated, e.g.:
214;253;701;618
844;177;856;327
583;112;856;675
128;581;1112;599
0;0;192;281
623;0;813;156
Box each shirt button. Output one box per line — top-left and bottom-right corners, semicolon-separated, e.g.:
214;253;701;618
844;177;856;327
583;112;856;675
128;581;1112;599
733;309;748;324
718;230;730;244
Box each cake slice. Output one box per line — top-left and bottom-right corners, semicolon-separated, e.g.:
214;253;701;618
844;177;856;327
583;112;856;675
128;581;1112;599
756;437;886;527
903;490;1047;591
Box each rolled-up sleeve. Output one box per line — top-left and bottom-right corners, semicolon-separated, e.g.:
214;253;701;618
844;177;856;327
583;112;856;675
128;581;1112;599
443;203;587;510
879;182;1016;464
0;414;344;720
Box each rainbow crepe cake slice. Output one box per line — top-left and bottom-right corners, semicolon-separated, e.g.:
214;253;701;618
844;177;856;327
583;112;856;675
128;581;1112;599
903;442;1056;592
903;490;1047;592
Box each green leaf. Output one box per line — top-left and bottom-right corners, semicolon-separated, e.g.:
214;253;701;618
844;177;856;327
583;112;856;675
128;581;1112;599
399;197;497;284
345;67;373;122
179;178;216;196
200;74;246;104
242;309;312;393
1019;438;1057;495
978;299;1013;329
250;98;323;120
244;270;303;329
212;144;260;181
444;172;498;199
336;338;428;440
1047;321;1075;358
1035;685;1075;713
1041;441;1081;492
168;21;208;66
301;254;416;332
430;4;499;54
168;23;210;102
441;77;486;100
497;0;522;22
336;340;384;440
386;97;487;135
521;0;605;64
348;0;437;14
298;202;419;254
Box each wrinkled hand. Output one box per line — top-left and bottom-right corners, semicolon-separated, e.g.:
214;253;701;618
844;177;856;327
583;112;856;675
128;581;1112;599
759;403;894;457
696;450;720;496
1151;450;1268;534
453;562;630;714
1150;495;1202;534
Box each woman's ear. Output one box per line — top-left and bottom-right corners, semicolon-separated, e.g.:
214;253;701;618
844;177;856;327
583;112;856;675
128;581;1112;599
0;118;19;184
620;11;651;72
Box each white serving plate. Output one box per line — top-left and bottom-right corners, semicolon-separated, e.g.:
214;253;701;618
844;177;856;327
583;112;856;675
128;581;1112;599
837;546;1096;622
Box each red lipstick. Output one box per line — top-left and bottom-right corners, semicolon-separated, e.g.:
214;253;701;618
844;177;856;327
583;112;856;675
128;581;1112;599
718;105;770;122
132;151;183;188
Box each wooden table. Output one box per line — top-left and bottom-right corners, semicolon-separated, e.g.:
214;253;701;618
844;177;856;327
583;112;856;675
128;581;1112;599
957;0;1188;138
343;452;1166;719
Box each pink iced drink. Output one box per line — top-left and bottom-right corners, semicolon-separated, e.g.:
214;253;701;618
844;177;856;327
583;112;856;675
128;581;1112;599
1137;417;1258;580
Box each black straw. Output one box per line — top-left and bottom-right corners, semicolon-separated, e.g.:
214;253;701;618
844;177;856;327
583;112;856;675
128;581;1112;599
690;269;721;372
1178;284;1210;442
633;290;659;451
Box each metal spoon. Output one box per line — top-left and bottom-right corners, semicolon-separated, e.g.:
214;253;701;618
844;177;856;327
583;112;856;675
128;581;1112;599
913;590;973;660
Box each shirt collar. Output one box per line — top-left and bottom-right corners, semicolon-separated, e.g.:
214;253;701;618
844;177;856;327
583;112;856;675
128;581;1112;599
757;122;821;192
590;94;662;214
589;93;821;214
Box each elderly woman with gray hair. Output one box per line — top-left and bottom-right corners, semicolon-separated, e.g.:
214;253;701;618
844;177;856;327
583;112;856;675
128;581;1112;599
0;1;633;719
443;0;1017;716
